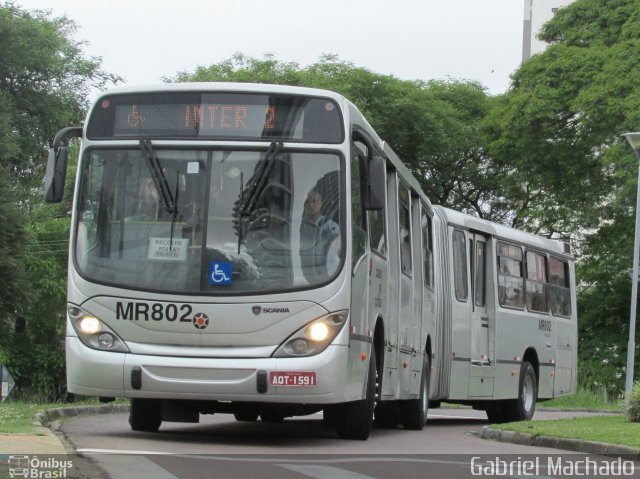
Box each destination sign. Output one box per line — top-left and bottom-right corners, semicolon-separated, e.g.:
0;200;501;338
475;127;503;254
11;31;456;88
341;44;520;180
87;92;343;143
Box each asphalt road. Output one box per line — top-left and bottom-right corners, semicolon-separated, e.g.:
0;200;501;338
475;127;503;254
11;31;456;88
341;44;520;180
58;408;629;479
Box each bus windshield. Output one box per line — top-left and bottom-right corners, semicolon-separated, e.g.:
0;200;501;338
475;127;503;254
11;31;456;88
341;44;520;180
74;146;343;294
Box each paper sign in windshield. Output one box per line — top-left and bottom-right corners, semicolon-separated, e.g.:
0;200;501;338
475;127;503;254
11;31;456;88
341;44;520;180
148;237;189;261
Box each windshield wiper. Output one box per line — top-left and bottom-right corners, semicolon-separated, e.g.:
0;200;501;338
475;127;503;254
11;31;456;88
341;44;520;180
139;139;177;214
239;141;283;217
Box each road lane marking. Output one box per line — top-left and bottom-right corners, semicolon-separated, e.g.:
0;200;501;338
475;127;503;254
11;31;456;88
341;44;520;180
77;450;470;466
78;448;173;455
429;413;485;420
277;464;378;479
85;454;178;479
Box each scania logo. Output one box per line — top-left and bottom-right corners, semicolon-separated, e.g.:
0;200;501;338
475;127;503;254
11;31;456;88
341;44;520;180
252;305;290;315
192;312;209;330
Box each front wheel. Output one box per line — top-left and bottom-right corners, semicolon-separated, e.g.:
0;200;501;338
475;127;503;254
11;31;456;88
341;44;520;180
129;398;162;432
335;349;376;440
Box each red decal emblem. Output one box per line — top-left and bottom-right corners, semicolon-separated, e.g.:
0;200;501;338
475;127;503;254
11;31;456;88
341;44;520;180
193;313;209;330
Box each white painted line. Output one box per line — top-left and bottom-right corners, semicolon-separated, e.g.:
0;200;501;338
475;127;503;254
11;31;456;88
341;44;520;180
85;454;178;479
278;464;377;479
77;451;471;466
78;448;174;455
428;413;484;420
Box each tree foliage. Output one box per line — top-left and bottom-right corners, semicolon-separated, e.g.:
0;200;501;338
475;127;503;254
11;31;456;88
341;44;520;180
487;0;640;395
170;53;506;219
0;2;117;400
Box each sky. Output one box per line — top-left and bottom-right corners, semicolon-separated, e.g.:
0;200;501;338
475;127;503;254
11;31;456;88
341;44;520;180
15;0;526;97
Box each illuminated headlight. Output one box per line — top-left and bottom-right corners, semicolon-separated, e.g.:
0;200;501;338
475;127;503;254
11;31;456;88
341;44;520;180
273;311;348;358
67;304;129;353
79;316;101;334
308;322;330;342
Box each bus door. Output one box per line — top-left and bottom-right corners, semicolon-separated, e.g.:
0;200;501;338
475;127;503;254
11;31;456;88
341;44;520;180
397;184;415;397
550;257;576;395
469;233;495;396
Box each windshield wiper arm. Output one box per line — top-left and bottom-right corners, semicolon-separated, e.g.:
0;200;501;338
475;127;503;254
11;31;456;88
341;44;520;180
239;141;283;217
139;139;176;214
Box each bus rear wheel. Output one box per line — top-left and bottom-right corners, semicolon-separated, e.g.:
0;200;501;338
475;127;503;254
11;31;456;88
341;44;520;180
335;349;376;440
129;398;162;432
503;361;537;422
401;357;430;430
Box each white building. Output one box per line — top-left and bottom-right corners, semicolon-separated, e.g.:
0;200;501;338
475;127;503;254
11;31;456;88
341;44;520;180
522;0;575;62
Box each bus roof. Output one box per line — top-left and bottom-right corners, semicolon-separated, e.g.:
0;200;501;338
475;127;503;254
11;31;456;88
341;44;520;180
433;205;571;258
93;82;350;103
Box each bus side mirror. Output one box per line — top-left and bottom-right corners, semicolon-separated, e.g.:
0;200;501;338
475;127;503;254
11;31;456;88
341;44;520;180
44;126;82;203
364;155;385;211
44;146;69;203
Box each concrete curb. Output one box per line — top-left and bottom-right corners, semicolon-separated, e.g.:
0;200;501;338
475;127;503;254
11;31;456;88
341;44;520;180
480;426;640;460
538;407;623;415
32;403;130;428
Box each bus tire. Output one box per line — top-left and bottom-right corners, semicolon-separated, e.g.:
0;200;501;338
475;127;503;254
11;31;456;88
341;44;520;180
335;349;376;440
401;357;430;430
504;361;537;421
129;398;161;432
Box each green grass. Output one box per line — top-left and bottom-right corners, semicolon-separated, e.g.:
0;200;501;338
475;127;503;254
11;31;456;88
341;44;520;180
539;388;623;411
0;398;125;435
495;415;640;449
0;401;54;435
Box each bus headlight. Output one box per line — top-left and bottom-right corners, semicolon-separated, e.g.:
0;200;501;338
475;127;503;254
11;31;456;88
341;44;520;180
68;304;129;353
272;311;348;358
78;316;101;334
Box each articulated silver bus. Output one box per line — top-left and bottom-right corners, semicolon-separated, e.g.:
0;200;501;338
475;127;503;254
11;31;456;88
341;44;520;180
45;83;576;440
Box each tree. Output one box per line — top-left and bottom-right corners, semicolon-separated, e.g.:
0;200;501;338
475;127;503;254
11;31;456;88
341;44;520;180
484;0;640;395
169;53;499;218
0;166;29;339
0;2;118;400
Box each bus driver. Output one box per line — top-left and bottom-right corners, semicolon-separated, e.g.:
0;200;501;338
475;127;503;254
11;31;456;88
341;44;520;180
300;187;340;280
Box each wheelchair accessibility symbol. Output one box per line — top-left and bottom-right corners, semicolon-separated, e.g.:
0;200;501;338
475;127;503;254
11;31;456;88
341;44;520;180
209;262;233;286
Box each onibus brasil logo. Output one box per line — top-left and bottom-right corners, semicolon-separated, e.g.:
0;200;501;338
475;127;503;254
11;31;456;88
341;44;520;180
7;455;73;478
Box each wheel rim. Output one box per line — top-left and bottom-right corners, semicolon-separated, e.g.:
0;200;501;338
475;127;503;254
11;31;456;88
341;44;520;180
522;372;535;413
421;372;429;417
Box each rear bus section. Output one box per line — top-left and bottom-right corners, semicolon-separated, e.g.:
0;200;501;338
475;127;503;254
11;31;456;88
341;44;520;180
429;206;577;422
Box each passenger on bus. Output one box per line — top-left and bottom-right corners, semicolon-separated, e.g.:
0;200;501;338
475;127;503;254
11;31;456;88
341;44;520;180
133;177;159;220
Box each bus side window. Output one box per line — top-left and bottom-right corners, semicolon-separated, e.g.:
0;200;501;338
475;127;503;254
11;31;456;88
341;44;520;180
474;240;486;307
497;242;524;309
369;208;386;256
550;257;572;317
452;229;468;301
399;185;412;276
422;211;433;288
526;251;550;313
351;146;367;269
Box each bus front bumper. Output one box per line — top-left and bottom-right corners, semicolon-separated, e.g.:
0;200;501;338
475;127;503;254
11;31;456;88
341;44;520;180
66;337;364;404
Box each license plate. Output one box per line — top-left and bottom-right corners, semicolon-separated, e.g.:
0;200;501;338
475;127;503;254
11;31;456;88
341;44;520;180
270;371;317;387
